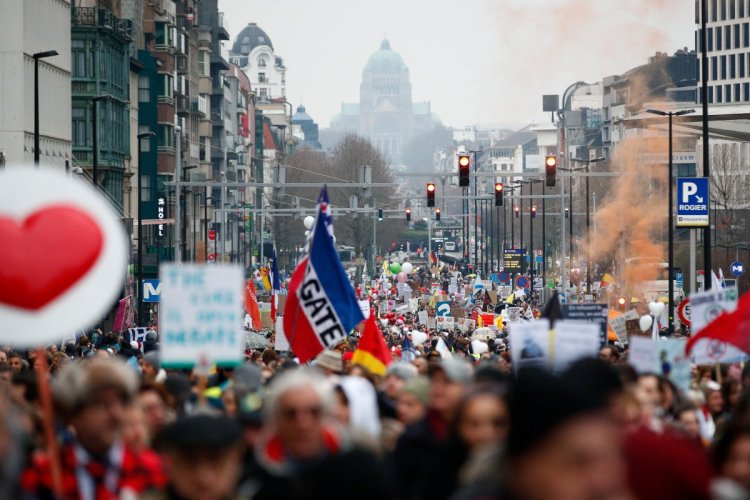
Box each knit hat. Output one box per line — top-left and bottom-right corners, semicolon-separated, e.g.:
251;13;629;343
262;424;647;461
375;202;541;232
507;368;602;458
143;351;161;372
387;362;418;381
429;358;473;385
402;376;430;406
314;350;343;373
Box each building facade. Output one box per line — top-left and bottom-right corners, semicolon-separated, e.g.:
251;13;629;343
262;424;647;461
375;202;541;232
230;23;286;100
332;39;436;164
0;0;72;168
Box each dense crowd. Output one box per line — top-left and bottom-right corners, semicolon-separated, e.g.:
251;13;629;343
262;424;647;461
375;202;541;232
2;307;750;500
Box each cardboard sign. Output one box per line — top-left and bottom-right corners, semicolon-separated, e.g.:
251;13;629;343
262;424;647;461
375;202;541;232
0;167;129;346
451;307;466;319
629;337;691;393
160;264;244;367
609;309;639;342
437;316;455;331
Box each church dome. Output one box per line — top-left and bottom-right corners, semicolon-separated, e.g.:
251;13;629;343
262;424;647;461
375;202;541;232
232;23;273;55
365;39;406;73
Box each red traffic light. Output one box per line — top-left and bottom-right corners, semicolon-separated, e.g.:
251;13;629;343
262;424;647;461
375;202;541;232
426;183;436;192
545;155;558;187
458;155;470;168
405;208;411;214
494;183;504;206
426;183;436;207
495;183;503;192
435;207;441;221
458;154;471;187
514;206;520;218
531;205;537;218
405;207;411;221
545;155;558;168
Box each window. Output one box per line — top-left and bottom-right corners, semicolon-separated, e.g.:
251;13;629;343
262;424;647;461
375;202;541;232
717;85;723;102
140;174;152;202
744;82;750;100
138;126;152;153
708;28;714;51
741;0;746;17
258;87;267;96
744;23;749;47
722;0;727;19
731;0;736;18
726;84;732;101
156;22;168;46
258;57;266;67
138;74;150;102
712;0;718;21
198;50;210;76
731;54;737;77
71;40;90;78
721;55;727;78
158;74;174;99
72;106;88;147
726;25;733;49
735;83;741;100
736;24;741;47
258;72;266;83
158;124;174;149
740;52;746;76
712;56;719;80
709;86;714;103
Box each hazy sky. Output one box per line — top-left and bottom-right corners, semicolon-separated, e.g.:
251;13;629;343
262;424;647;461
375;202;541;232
219;0;695;129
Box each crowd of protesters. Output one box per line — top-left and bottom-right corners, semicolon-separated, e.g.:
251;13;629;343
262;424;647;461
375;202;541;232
2;308;750;500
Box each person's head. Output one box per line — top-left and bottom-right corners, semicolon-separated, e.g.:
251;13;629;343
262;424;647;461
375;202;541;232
139;383;170;441
384;362;418;400
712;423;750;492
123;404;149;452
634;373;662;412
0;350;7;365
157;415;244;500
428;358;473;419
507;368;626;500
397;376;429;424
313;349;343;376
52;360;138;455
598;346;619;364
0;366;12;387
263;368;333;460
142;352;161;382
7;353;23;374
674;403;701;442
723;379;743;413
702;380;724;415
454;387;509;450
412;356;428;375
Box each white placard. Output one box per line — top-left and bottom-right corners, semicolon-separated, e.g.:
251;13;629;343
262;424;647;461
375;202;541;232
160;264;244;367
689;288;746;364
552;321;600;372
408;299;419;313
510;320;550;371
507;307;521;323
418;310;428;325
275;316;290;351
437;316;455;331
358;300;371;319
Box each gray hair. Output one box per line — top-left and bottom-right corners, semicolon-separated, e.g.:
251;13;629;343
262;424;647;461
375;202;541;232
263;367;334;424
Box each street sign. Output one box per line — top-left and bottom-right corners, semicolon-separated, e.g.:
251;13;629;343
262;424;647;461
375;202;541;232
676;272;684;288
676;178;709;227
731;261;745;277
208;229;216;241
677;298;691;327
498;271;510;284
515;275;530;289
142;279;161;303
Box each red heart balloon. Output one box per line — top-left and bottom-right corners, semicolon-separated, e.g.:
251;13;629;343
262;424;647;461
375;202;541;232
0;205;104;310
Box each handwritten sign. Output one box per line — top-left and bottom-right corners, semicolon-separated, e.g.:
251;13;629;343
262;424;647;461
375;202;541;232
160;264;244;368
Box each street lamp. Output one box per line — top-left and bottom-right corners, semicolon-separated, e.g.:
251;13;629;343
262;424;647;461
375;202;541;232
570;156;605;294
32;50;59;167
645;107;695;335
91;94;114;190
136;131;156;327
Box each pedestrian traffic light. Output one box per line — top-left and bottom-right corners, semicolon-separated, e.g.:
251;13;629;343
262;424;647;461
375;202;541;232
378;209;383;221
514;206;520;218
435;207;441;221
494;182;504;206
405;207;411;221
458;154;471;187
531;205;537;218
545;155;558;187
426;183;436;207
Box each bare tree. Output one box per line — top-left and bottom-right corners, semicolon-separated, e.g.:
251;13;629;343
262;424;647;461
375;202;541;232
710;141;750;270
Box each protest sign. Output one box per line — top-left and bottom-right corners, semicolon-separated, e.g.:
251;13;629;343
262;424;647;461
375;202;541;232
510;320;550;371
451;307;466;319
437;316;455;331
358;300;371;319
436;301;451;317
418;310;428;325
480;313;497;330
160;264;244;367
552;321;600;372
427;317;436;330
562;303;609;346
507;307;521;323
629;337;691;393
609;309;639;342
408;298;419;313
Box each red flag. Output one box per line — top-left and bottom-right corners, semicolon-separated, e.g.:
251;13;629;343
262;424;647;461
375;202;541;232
283;258;322;362
352;312;392;376
686;292;750;356
244;279;262;330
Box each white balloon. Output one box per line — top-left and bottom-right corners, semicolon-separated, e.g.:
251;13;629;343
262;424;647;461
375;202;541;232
411;330;428;346
303;215;315;229
639;315;653;332
401;262;414;274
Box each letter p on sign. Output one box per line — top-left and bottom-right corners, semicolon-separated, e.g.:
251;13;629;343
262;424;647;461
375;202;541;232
682;182;697;202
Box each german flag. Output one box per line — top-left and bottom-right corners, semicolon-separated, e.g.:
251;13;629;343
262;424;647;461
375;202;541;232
352;313;391;376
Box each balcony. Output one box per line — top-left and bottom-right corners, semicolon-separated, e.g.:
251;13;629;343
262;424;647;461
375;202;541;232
176;94;190;116
71;6;131;42
216;12;230;40
176;54;188;74
191;95;208;117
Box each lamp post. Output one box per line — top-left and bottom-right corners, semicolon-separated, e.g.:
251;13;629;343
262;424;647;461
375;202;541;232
570;157;605;294
645;108;694;335
91;94;114;190
136;131;155;327
32;50;59;167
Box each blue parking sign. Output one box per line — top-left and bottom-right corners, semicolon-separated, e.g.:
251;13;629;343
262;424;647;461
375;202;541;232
676;178;709;227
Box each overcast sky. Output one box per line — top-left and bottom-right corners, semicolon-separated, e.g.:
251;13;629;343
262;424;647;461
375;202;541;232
219;0;695;129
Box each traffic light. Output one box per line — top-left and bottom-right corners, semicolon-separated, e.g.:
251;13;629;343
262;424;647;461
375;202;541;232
405;207;411;221
378;209;383;221
426;183;436;207
494;182;504;206
514;206;520;218
565;207;569;219
545;155;558;187
435;207;441;221
531;205;537;218
458;154;471;187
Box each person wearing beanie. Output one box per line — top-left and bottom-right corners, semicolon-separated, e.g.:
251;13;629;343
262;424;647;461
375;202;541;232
142;352;166;384
396;376;429;425
379;362;418;419
21;360;167;498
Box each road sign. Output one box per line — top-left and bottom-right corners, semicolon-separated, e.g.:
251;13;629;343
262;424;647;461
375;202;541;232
504;249;526;273
677;298;691;327
515;275;530;289
731;261;745;277
498;271;510;283
208;229;216;241
142;279;161;303
676;272;684;288
676;178;709;227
